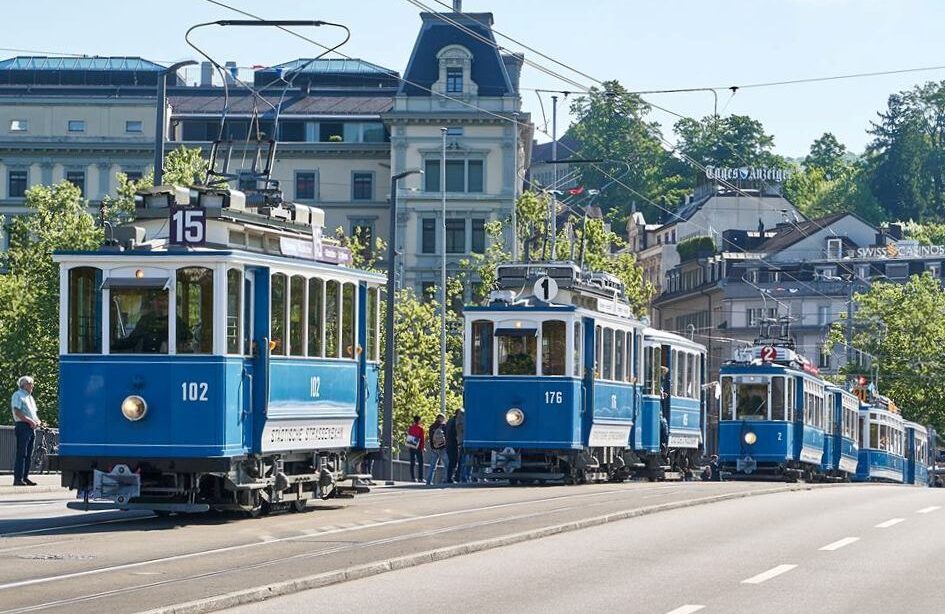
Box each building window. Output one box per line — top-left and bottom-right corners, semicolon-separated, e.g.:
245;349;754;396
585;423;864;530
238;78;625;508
927;263;941;279
66;171;85;196
421;218;436;254
352;172;373;201
124;170;143;182
424;159;484;193
885;263;909;280
8;170;27;198
815;266;836;279
446;67;463;93
471;218;486;253
420;281;436;301
826;238;843;259
747;308;763;327
817;305;831;326
9;119;27;132
68;120;86;133
125;120;143;133
319;122;344;142
295;171;318;201
446;127;463;136
857;264;870;280
350;218;375;257
819;348;831;369
446;219;466;253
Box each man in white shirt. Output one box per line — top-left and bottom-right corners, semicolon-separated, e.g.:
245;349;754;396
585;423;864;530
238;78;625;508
11;376;41;486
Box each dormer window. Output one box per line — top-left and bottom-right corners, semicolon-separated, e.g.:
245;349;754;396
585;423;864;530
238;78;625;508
446;68;463;93
826;237;843;259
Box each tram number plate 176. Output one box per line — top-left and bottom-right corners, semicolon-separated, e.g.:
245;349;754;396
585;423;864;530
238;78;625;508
170;206;207;246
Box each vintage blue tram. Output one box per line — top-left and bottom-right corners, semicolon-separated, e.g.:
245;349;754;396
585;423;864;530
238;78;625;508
822;384;861;478
718;320;839;481
463;263;706;483
854;398;906;483
53;186;383;514
905;421;930;486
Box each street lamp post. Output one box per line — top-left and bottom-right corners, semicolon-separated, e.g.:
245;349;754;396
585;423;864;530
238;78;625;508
154;60;197;185
384;168;423;485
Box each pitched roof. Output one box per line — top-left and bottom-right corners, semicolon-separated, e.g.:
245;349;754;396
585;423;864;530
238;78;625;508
168;92;394;116
399;12;514;97
530;135;580;164
757;212;860;252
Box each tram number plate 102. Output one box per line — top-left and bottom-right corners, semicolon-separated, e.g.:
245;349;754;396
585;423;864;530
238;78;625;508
545;391;563;404
181;382;209;402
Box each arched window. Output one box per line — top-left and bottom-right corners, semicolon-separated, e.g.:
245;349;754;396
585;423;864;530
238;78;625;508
177;267;213;354
308;278;323;357
289;275;305;356
226;268;242;354
366;286;379;362
270;273;287;356
614;330;625;381
68;267;101;353
602;328;614;380
325;280;340;358
541;320;566;376
342;282;356;358
572;321;582;377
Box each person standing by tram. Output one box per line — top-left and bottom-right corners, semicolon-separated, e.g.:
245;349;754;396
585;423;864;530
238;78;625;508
11;376;41;486
426;414;449;485
406;415;425;483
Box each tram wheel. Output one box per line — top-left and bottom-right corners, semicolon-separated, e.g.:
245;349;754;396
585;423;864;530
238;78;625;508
290;499;307;513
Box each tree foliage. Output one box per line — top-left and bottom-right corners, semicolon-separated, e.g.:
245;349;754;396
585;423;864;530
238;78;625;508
828;273;945;434
673;114;787;170
805;132;848;179
0;182;103;425
101;146;208;222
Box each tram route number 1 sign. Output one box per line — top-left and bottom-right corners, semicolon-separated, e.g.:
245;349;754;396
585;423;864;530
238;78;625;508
534;275;559;303
169;205;208;246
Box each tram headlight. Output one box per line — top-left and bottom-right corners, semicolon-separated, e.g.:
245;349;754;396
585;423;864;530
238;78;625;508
505;408;525;427
743;431;757;446
121;395;148;421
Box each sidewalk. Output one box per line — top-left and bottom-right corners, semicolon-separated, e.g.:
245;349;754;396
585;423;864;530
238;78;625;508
0;473;65;496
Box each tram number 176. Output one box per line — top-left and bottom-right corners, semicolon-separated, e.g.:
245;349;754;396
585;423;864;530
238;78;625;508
545;391;563;404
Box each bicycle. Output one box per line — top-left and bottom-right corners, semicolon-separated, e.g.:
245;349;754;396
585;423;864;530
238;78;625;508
30;427;59;475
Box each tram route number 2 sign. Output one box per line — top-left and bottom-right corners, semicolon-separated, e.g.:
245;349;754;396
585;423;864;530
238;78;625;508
169;205;208;246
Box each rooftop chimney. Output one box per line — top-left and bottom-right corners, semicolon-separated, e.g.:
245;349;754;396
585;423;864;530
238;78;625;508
200;61;213;87
453;0;462;11
224;61;237;85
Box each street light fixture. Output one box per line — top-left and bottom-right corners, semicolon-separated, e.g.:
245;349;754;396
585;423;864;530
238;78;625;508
153;60;197;186
383;168;423;485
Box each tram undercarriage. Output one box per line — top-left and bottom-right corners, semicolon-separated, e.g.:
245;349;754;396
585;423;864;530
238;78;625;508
58;450;369;516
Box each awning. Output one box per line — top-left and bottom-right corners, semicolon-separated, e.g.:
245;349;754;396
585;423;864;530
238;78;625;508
494;327;538;337
101;277;170;290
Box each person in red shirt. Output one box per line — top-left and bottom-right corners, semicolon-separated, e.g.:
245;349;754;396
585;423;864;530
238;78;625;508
406;415;425;483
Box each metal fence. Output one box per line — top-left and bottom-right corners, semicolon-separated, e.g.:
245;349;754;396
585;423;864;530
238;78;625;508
0;425;59;474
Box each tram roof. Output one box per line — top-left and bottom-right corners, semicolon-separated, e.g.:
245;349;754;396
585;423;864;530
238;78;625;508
642;327;707;353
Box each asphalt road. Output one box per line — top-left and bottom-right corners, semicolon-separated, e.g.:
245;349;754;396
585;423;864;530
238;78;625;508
222;484;945;614
0;480;821;614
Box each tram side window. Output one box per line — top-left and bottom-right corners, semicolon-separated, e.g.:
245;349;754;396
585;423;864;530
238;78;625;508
270;273;287;356
572;321;582;377
672;350;681;396
614;330;625;381
68;267;102;353
595;326;603;378
870;420;879;448
541;320;566;376
721;377;733;420
687;353;696;398
497;332;537;375
226;269;242;354
308;278;324;357
602;328;614;380
110;287;169;354
342;283;356;359
289;275;305;357
177;267;213;354
626;333;634;382
649;347;662;395
471;320;494;375
367;287;379;362
771;376;785;420
325;280;340;358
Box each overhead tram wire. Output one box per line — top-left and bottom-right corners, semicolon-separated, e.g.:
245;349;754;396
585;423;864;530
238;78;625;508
204;0;873;355
410;1;867;310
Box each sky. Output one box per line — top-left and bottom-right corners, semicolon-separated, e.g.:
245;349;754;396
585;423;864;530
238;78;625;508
4;0;945;158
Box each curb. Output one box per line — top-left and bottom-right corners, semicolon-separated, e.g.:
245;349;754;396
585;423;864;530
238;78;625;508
142;483;832;614
0;485;64;496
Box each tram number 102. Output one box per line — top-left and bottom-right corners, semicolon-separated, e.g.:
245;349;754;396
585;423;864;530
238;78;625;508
545;391;563;404
181;382;209;402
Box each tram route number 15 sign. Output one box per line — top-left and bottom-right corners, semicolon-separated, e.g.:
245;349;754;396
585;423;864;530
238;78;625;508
170;205;207;246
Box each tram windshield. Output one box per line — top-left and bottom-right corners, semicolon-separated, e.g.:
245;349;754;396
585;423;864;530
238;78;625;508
497;333;537;375
111;287;176;354
736;383;769;420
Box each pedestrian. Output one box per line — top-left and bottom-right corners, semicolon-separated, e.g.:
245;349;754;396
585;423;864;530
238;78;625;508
709;454;721;482
454;407;467;482
406;415;425;483
445;411;459;483
679;454;693;482
426;414;448;485
11;376;41;487
359;450;377;485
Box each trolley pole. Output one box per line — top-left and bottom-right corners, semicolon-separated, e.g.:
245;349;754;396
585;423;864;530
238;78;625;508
153;61;196;185
384;168;422;485
440;128;448;419
550;95;558;259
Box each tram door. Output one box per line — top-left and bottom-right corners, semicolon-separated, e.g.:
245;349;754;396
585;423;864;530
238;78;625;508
241;269;258;449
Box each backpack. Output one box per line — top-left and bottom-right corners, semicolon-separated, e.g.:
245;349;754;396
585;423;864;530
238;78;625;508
405;431;420;449
432;425;446;449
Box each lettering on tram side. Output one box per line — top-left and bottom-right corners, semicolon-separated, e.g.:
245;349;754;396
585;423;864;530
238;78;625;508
181;382;209;401
261;420;353;452
588;424;632;447
545;390;563;404
310;376;321;399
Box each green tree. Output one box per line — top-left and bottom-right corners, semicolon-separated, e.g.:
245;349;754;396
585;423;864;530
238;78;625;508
903;220;945;245
0;182;103;425
673;114;787;170
782;161;885;223
828;273;945;433
101;146;208;222
568;81;688;225
805;132;848;179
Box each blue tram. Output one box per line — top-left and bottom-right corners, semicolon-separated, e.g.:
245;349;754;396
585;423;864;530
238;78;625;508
463;263;706;483
904;421;930;486
718;322;837;481
822;385;861;478
854;398;906;483
53;186;383;514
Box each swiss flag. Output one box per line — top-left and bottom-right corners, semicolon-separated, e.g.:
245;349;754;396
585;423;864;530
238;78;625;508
567;186;585;196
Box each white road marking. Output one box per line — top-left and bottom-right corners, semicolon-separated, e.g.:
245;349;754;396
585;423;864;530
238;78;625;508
917;506;940;514
875;518;905;528
741;564;797;584
819;537;859;551
665;606;705;614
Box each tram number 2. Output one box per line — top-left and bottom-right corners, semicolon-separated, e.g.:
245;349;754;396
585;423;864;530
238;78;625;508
310;376;321;399
545;391;563;404
181;382;208;402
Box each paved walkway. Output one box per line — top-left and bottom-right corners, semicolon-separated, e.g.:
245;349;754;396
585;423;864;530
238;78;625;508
0;473;65;495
